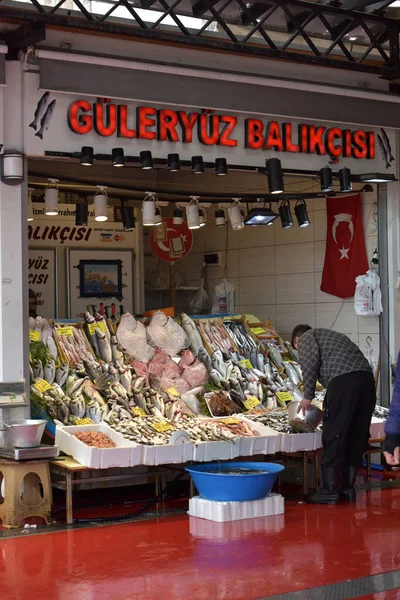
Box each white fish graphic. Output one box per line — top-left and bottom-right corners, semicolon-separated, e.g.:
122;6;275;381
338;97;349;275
29;92;49;131
35;99;56;140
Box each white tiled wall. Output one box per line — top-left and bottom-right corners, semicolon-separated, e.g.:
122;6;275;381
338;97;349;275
170;183;380;359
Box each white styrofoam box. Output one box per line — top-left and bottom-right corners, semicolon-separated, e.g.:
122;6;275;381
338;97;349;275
314;430;323;450
192;440;234;462
55;424;140;469
236;416;281;456
189;509;285;538
188;493;285;522
369;418;385;439
141;441;194;466
280;431;317;453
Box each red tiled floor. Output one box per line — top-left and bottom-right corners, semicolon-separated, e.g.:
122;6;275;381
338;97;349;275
1;487;400;600
357;592;400;600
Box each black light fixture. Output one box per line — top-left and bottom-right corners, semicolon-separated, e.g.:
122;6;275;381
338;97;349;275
320;166;333;192
81;146;94;167
112;147;125;167
168;153;180;172
140;151;153;170
294;199;310;228
215;209;226;226
192;156;204;174
339;167;352;192
244;206;278;226
120;202;135;231
358;173;396;183
266;158;284;194
173;207;183;225
215;158;228;176
279;200;293;229
75;200;88;226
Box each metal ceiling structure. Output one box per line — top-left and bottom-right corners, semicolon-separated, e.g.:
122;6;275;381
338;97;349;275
0;0;400;77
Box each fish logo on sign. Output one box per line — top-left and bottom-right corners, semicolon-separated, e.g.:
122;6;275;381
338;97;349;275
332;213;354;261
29;91;57;140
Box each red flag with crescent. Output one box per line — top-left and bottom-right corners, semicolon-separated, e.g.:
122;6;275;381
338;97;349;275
321;193;368;299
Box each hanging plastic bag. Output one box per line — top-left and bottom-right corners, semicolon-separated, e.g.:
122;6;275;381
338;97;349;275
190;265;211;314
354;269;383;317
211;278;235;314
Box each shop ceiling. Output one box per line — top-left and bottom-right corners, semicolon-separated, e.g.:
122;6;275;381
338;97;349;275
1;0;400;80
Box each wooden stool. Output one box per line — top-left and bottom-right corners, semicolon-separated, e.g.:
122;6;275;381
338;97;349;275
0;459;53;529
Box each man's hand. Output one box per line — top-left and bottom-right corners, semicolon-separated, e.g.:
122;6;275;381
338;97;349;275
384;447;400;466
297;398;312;417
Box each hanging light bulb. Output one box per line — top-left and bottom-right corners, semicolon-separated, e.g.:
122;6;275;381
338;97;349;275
320;166;333;192
192;156;204;174
142;192;156;226
75;199;88;227
294;199;310;228
93;186;108;222
339;167;352;192
140;151;153;170
27;188;34;222
81;146;94;166
187;197;200;229
228;198;244;231
215;158;228;176
266;158;284;194
279;200;293;229
199;208;207;227
155;205;163;226
173;206;183;225
168;153;180;172
112;147;125;167
45;179;59;216
121;202;135;231
215;209;226;226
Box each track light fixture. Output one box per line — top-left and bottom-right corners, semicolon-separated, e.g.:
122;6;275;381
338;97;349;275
320;166;333;193
121;202;135;231
244;205;278;226
192;156;204;174
279;200;293;229
94;186;108;222
27;188;34;222
294;199;310;228
75;198;88;227
140;151;153;170
199;208;207;227
45;179;59;216
155;206;163;226
266;158;284;194
173;207;184;226
215;158;228;176
1;151;24;185
228;198;244;231
215;209;226;226
339;167;352;192
142;192;157;227
81;146;94;167
187;197;200;229
112;147;125;167
168;153;181;172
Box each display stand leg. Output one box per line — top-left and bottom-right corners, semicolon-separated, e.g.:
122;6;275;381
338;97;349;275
170;262;176;312
65;471;73;525
303;452;309;496
315;451;321;492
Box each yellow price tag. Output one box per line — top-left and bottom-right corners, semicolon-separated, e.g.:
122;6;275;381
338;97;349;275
251;327;267;335
238;359;253;370
75;418;93;425
243;396;261;410
29;330;41;342
58;326;74;337
132;407;147;417
220;418;240;425
151;422;173;433
33;379;52;394
166;387;180;397
276;391;293;403
88;321;106;335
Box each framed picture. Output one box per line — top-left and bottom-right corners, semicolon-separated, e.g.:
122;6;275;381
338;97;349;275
113;206;122;223
79;259;122;298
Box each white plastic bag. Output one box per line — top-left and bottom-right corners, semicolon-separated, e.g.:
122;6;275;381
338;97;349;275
190;277;211;314
211;278;235;314
354;269;383;317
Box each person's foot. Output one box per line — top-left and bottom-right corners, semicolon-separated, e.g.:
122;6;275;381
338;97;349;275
340;466;358;502
340;488;356;502
306;489;340;505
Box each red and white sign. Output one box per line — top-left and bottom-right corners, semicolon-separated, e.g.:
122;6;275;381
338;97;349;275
149;218;192;262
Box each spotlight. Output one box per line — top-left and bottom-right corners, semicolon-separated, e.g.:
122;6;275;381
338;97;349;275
187;198;200;229
266;158;284;194
339;167;352;192
279;200;293;229
215;158;228;176
173;207;184;226
81;146;94;166
94;186;108;222
320;166;333;193
75;200;88;227
121;202;135;231
192;156;204;174
294;199;310;228
215;209;226;226
27;188;34;222
140;151;153;170
142;192;156;226
45;179;59;216
199;208;207;227
359;173;396;183
155;206;163;226
168;153;180;172
112;147;125;167
1;151;24;184
244;206;278;226
228;199;244;231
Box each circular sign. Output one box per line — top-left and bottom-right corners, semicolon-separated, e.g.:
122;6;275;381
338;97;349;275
149;217;193;262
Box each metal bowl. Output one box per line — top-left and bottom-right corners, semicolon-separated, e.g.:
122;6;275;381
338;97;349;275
1;419;46;448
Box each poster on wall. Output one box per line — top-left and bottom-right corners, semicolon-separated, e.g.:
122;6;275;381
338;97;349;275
28;248;57;318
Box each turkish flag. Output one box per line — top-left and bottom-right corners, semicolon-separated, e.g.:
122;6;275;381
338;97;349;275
321;193;368;299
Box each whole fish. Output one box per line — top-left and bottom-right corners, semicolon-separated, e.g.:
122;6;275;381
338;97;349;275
84;312;100;357
44;358;56;385
33;359;44;380
35;100;56;140
197;347;212;372
29;92;49;131
66;375;85;396
86;399;101;424
210;369;223;386
284;362;300;386
111;336;124;363
56;364;69;388
180;313;204;354
119;367;132;394
377;134;390;169
46;337;58;360
285;341;299;362
267;344;284;370
381;128;394;163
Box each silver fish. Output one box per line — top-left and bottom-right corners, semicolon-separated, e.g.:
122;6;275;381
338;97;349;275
285;341;299;362
180;313;204;353
268;344;284;369
96;329;112;363
29;92;49;131
119;367;132;394
44;358;56;385
285;362;300;385
197;347;212;372
33;359;44;380
46;337;58;360
66;375;85;396
56;364;69;388
210;369;223;386
111;336;124;363
35;100;56;140
84;313;100;357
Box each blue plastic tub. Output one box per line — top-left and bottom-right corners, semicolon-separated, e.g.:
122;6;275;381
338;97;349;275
185;462;284;502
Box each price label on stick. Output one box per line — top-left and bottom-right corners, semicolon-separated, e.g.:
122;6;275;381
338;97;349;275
220;418;240;425
33;379;52;394
243;396;261;410
238;359;253;370
151;422;173;433
58;326;74;337
166;387;180;397
88;321;106;335
29;330;41;342
251;327;267;335
276;391;293;403
132;407;147;417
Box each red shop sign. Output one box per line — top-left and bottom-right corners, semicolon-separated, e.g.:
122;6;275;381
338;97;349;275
149;217;193;262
